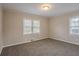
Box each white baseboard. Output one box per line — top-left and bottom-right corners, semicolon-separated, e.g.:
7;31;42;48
50;37;79;45
3;40;31;48
3;38;48;48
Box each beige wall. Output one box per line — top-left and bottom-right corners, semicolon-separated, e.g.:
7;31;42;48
0;5;3;54
3;9;49;47
3;7;79;48
49;10;79;45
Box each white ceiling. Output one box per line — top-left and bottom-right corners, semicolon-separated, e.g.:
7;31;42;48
2;3;79;17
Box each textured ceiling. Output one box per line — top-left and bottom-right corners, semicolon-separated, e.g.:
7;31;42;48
2;3;79;17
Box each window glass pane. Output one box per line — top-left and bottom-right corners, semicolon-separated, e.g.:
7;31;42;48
70;17;79;34
24;20;32;27
33;20;40;27
23;19;32;34
33;20;40;33
24;28;32;34
33;27;40;33
71;29;79;34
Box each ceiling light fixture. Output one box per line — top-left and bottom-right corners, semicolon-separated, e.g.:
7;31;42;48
41;4;51;11
43;6;49;10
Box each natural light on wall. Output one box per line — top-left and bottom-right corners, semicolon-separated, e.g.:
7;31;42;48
23;19;40;34
70;16;79;34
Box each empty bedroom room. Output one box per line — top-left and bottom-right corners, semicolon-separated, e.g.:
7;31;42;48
0;3;79;56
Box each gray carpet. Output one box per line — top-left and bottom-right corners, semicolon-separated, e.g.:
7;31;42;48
1;39;79;56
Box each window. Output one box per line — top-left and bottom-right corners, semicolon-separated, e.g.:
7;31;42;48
33;20;40;33
23;19;40;34
23;20;32;34
70;17;79;34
